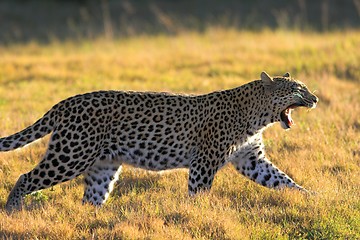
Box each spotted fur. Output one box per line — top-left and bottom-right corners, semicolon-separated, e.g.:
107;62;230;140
1;72;318;211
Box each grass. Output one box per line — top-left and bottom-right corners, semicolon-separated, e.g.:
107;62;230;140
0;29;359;239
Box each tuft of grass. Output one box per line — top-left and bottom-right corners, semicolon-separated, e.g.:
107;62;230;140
0;29;359;239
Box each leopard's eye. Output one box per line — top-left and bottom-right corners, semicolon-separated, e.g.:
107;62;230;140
292;86;304;92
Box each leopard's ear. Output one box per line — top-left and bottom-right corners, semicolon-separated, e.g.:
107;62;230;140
261;71;274;91
283;72;291;78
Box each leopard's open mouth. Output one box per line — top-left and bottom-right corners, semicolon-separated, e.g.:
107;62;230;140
280;103;306;129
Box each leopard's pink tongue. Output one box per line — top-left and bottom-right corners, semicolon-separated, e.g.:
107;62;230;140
286;108;294;127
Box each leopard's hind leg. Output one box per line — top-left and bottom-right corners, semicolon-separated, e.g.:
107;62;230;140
5;155;94;212
5;133;97;212
82;154;122;206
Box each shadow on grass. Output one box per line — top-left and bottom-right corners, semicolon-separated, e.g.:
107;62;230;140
112;171;162;197
0;231;31;240
1;0;359;44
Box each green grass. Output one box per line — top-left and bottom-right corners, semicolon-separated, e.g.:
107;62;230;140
0;29;359;239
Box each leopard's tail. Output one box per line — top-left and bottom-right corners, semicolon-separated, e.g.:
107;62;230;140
0;107;58;152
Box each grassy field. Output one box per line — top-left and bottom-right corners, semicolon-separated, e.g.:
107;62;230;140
0;29;359;239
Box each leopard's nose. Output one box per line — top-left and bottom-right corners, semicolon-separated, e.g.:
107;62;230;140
312;95;319;104
310;94;319;108
308;90;318;103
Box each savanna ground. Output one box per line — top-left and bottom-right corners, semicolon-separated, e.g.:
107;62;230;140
0;1;360;239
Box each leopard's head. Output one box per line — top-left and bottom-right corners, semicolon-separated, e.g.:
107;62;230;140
261;71;318;129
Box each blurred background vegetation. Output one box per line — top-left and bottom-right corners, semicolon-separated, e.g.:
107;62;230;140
1;0;360;44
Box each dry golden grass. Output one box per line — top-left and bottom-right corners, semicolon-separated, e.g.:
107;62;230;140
0;30;359;239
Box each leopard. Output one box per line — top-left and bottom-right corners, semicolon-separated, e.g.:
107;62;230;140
1;71;318;212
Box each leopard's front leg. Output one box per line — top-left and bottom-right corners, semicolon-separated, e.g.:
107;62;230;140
188;157;218;196
231;135;307;192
